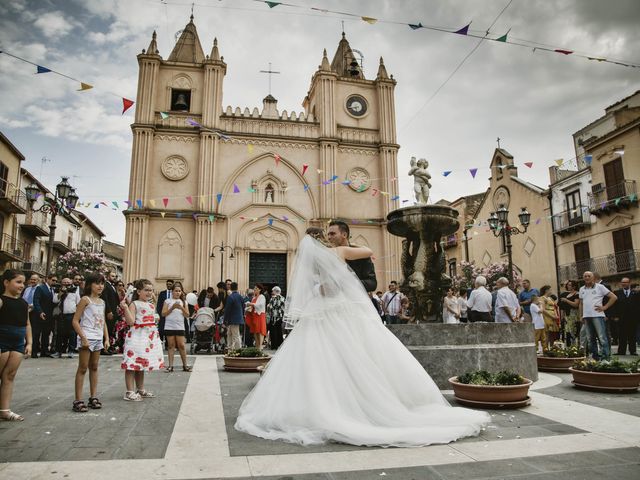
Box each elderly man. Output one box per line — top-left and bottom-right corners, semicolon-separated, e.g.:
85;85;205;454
466;276;493;322
495;277;521;323
579;271;617;360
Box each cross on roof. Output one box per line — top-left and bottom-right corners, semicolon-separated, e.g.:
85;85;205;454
259;62;280;95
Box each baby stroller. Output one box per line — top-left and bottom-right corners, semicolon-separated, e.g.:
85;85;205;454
190;307;215;354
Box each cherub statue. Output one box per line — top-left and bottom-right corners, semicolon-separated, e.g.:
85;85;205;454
408;157;431;204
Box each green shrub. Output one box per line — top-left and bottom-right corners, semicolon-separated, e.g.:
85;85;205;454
543;344;584;358
456;370;526;385
226;347;269;358
572;358;640;374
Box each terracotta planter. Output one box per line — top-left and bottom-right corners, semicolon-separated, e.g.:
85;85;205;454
223;355;271;372
448;377;533;409
568;367;640;392
537;355;585;373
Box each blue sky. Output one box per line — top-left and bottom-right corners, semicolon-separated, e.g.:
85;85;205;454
1;0;638;244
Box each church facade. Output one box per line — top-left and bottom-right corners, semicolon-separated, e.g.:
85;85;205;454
123;17;401;291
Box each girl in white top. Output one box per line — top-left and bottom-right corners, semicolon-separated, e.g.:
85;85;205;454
161;282;191;372
443;288;460;324
529;295;546;354
71;273;112;412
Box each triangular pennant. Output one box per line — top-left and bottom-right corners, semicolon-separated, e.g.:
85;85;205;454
160;212;166;218
248;187;256;193
149;199;156;207
496;29;510;42
186;118;201;127
443;171;452;177
372;188;379;197
469;168;478;178
330;175;339;182
160;112;169;120
317;169;323;174
233;183;240;194
555;159;564;167
94;203;99;208
192;213;198;220
218;132;230;141
535;218;541;225
209;215;215;222
361;16;378;24
629;193;637;202
391;195;400;201
248;144;254;153
341;180;352;185
36;65;51;74
554;49;573;55
268;218;274;226
216;193;222;203
185;195;193;205
408;22;424;30
78;82;93;91
304;185;310;192
162;197;169;207
136;199;142;208
584;155;593;166
615;198;621;206
524;162;533;168
282;215;289;222
112;201;119;209
274;153;281;166
122;98;134;114
302;164;308;176
454;22;471;35
265;1;280;7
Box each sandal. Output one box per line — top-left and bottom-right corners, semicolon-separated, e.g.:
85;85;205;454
0;409;25;421
88;397;102;409
72;401;88;413
165;366;174;373
136;389;155;398
182;365;192;372
123;391;142;402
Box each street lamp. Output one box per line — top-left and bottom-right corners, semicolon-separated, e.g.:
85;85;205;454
487;204;531;287
210;241;235;283
25;177;79;276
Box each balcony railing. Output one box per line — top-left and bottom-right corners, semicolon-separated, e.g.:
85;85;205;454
551;207;592;235
0;181;28;214
441;233;458;249
20;256;46;275
588;180;638;213
558;250;640;283
0;233;25;262
19;210;49;237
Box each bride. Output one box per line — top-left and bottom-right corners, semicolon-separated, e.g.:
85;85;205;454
235;228;490;447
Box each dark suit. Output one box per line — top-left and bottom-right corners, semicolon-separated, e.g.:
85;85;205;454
346;257;377;292
614;288;638;355
101;281;120;342
32;283;55;356
156;289;171;339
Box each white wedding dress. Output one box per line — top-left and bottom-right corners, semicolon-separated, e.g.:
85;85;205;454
234;235;490;447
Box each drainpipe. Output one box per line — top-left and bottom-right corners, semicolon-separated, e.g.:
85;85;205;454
547;190;561;294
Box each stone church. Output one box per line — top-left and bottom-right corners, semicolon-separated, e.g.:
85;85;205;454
123;16;401;291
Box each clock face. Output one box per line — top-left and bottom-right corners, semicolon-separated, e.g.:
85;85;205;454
346;95;368;117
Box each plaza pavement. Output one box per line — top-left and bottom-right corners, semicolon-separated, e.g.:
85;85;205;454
0;351;638;479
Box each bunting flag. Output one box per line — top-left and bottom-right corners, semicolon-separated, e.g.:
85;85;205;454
149;199;156;207
233;183;240;193
274;153;281;166
265;1;280;7
585;155;593;165
162;197;169;207
185;195;193;205
555;49;573;55
248;187;256;193
248;144;254;153
94;203;99;208
317;169;323;174
160;112;169;120
454;22;471;35
217;132;230;141
160;212;166;218
630;193;637;202
216;193;223;203
268;218;274;226
341;180;352;185
524;162;533;168
187;118;201;127
302;164;308;175
408;22;424;30
282;215;289;222
122;98;134;114
357;184;367;193
443;171;452;177
304;185;310;192
496;29;510;42
362;16;378;24
112;201;119;209
36;65;51;74
176;213;183;218
469;168;478;178
78;82;93;91
372;188;379;197
615;198;621;206
555;159;564;167
330;175;339;182
535;218;541;225
391;195;400;200
136;199;142;208
209;215;215;222
192;213;198;220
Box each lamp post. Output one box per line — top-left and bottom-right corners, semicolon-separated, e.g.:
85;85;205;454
210;241;235;283
487;204;531;287
25;177;79;276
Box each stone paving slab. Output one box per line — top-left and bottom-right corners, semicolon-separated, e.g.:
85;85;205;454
217;358;585;457
0;355;190;462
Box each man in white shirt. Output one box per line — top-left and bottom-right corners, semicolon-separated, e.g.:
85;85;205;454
494;277;521;323
381;281;404;324
579;271;617;360
466;276;493;322
57;277;81;358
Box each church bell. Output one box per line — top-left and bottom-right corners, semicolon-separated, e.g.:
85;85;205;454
174;93;189;111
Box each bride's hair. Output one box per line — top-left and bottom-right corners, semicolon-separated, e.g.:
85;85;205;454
305;227;332;248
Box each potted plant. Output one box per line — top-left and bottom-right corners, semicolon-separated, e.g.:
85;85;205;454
569;358;640;392
537;344;585;372
223;347;271;372
448;370;533;409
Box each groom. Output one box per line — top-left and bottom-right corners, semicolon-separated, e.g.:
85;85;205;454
327;220;377;292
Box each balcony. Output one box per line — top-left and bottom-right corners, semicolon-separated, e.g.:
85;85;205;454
588;180;638;215
53;240;72;254
19;210;49;237
558;250;640;283
0;182;28;214
441;234;458;249
551;207;592;236
20;256;46;275
0;233;25;263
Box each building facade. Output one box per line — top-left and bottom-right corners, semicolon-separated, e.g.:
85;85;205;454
123;17;401;291
554;91;640;287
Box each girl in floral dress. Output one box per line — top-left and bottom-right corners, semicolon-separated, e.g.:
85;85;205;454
121;279;165;401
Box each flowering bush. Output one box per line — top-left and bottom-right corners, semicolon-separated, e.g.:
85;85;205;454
55;250;109;277
542;344;584;358
226;347;269;358
453;260;522;290
572;358;640;373
456;370;526;386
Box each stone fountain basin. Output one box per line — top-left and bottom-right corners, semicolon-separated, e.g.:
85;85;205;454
387;205;459;238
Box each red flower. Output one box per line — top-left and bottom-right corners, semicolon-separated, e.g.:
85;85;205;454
127;332;132;338
159;362;165;369
150;344;154;349
141;309;147;314
149;367;153;371
149;332;154;340
127;350;134;358
145;348;150;352
133;364;141;371
120;362;127;369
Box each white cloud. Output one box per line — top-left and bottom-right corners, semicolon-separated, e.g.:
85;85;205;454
33;11;76;39
0;116;31;128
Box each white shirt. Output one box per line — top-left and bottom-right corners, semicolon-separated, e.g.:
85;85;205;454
579;283;611;318
62;287;81;314
466;286;492;312
381;290;404;315
530;303;544;329
495;287;520;323
457;297;468;317
164;298;186;331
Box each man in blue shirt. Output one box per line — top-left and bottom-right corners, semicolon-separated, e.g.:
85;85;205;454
518;279;539;323
224;282;245;351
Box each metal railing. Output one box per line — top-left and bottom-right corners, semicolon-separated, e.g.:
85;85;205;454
0;180;28;211
21;210;49;233
558;250;640;283
588;180;637;210
551;207;592;233
20;256;46;274
0;233;25;259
